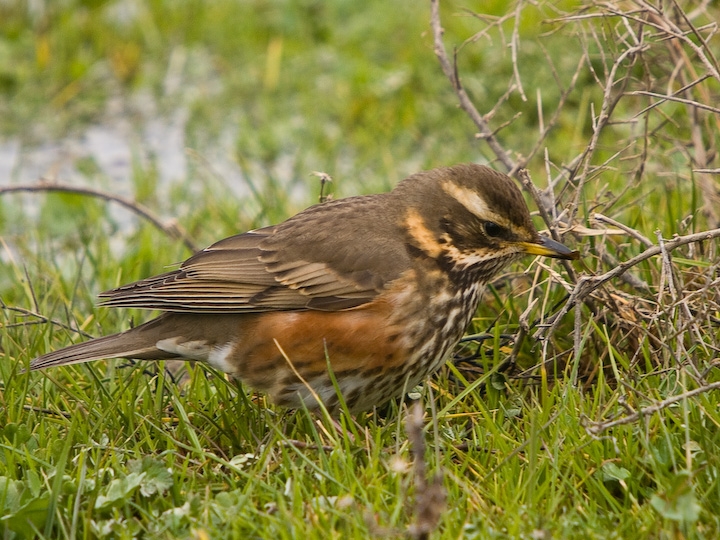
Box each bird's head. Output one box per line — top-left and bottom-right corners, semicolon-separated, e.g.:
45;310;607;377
395;164;578;280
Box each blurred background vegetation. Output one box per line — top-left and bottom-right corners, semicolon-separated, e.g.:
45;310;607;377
2;0;720;538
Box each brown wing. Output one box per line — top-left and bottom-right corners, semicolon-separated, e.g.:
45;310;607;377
99;194;411;313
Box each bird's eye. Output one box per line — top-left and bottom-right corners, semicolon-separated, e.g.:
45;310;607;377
483;221;505;238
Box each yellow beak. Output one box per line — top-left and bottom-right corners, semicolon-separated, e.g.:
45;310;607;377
519;237;579;260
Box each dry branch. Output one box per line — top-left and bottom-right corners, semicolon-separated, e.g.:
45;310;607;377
429;0;720;437
430;0;514;172
406;401;445;540
537;227;720;339
585;380;720;435
0;181;198;252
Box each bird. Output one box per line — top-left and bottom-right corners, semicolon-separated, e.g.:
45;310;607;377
29;164;578;413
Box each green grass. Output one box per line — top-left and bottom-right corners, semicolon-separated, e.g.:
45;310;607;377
2;0;720;538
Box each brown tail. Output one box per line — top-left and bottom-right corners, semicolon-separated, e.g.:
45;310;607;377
30;318;176;370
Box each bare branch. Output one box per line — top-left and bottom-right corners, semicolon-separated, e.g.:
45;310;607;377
585;380;720;435
537;227;720;339
0;300;94;339
430;0;514;171
406;400;446;540
0;181;198;252
628;90;720;115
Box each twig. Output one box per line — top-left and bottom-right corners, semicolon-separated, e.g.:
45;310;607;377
628;90;720;115
569;42;647;222
599;252;650;292
406;400;445;540
536;227;720;339
0;301;94;339
634;0;720;82
593;213;654;247
0;181;198;252
585;380;720;435
519;53;586;174
510;1;527;102
310;171;333;203
429;0;514;171
518;169;577;283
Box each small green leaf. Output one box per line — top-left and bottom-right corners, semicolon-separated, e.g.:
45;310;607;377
95;472;146;510
128;457;173;497
602;462;631;482
490;372;507;390
650;475;700;524
14;424;32;445
2;423;17;441
0;476;22;513
0;476;51;536
1;495;51;537
26;470;42;499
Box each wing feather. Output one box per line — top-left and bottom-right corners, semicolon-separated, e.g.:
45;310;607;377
99;196;411;313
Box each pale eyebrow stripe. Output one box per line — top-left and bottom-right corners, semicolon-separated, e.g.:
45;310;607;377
441;181;507;226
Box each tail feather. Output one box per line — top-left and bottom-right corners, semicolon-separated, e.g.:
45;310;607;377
30;323;174;371
29;313;238;371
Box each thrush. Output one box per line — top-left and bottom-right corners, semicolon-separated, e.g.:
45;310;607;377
30;164;578;413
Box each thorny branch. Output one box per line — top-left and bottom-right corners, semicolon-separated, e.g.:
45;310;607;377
431;0;720;433
430;0;514;172
537;227;720;339
430;0;582;240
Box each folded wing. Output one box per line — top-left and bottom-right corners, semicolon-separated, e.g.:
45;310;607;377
99;195;409;313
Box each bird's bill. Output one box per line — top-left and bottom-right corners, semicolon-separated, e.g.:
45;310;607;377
519;237;579;260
